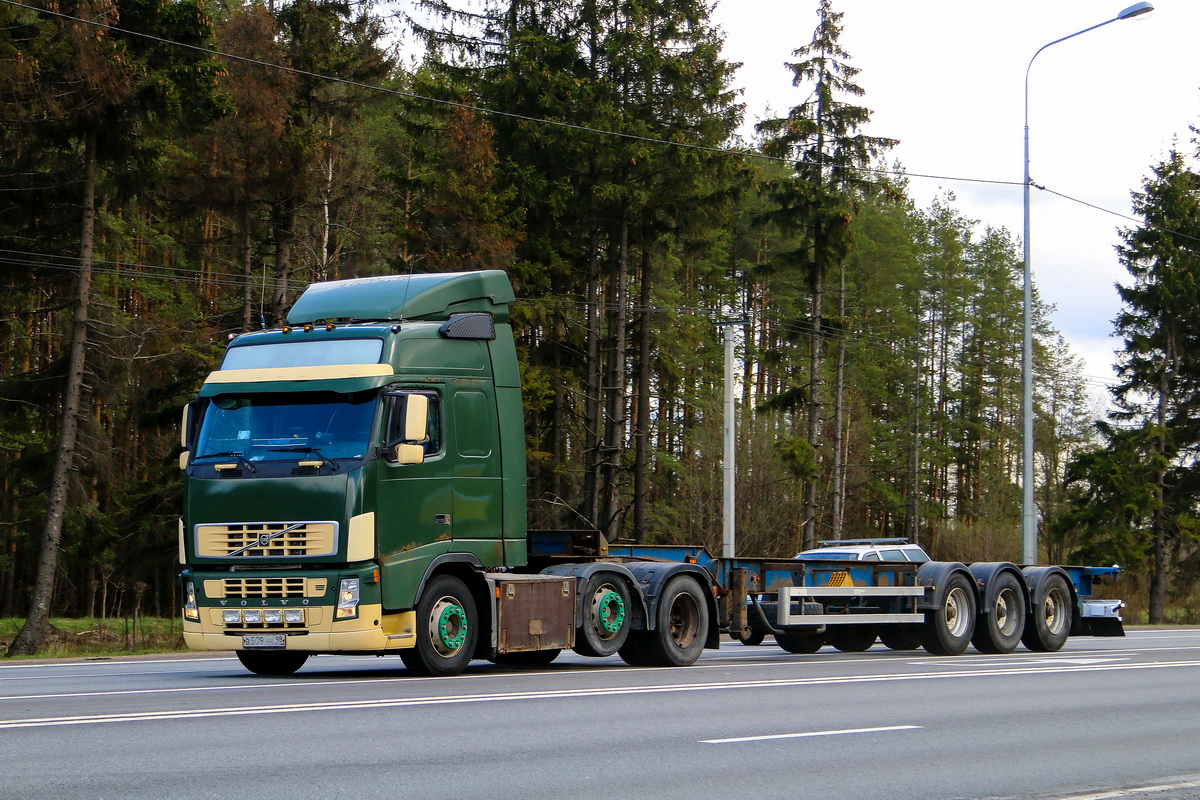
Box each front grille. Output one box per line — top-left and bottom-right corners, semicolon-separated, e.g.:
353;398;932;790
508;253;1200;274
195;521;337;558
204;577;328;599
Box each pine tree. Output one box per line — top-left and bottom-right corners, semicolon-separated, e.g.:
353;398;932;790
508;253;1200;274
5;0;227;656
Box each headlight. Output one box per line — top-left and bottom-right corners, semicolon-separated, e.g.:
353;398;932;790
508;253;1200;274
243;609;262;624
336;577;360;619
263;609;283;624
223;609;242;625
284;608;305;624
183;581;200;622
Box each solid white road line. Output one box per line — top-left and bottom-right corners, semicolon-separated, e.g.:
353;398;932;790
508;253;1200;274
700;725;922;744
4;658;1200;729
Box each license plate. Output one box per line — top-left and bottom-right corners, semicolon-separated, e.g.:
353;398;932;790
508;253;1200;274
242;634;286;649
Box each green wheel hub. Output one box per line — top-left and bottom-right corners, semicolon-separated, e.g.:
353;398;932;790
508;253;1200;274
595;589;626;635
432;599;468;655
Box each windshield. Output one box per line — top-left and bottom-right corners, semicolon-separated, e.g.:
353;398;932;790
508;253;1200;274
195;390;378;462
795;551;859;561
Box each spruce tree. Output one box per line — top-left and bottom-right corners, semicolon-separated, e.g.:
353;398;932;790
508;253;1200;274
755;0;894;550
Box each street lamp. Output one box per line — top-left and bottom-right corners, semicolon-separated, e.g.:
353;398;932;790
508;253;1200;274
1021;1;1153;565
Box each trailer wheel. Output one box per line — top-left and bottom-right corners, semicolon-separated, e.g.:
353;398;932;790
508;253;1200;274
774;631;824;653
879;624;922;651
738;630;766;646
827;624;878;652
972;570;1026;654
920;572;976;655
573;574;631;657
236;650;308;676
1022;573;1072;652
489;649;561;667
637;575;709;667
400;574;478;677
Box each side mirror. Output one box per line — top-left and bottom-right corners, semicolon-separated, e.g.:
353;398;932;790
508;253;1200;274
392;443;425;465
384;393;430;464
179;403;195;470
402;394;428;442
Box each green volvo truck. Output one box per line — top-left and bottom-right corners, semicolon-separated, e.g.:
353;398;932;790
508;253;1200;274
178;270;1125;676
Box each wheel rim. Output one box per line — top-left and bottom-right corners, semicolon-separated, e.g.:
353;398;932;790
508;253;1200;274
995;587;1019;637
668;591;700;648
944;586;971;638
1044;586;1068;635
430;597;468;656
591;586;626;638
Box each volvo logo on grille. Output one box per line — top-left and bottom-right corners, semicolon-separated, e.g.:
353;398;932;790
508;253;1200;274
257;532;273;547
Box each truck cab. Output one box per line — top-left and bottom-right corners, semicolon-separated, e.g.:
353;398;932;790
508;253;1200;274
179;271;535;674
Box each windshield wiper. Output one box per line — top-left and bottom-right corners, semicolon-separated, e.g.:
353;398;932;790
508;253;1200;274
195;451;256;473
266;446;340;471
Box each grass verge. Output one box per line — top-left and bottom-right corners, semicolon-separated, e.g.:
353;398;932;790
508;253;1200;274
0;617;188;659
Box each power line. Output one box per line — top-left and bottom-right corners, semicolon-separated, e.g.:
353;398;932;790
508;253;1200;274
10;0;1185;238
0;0;1022;191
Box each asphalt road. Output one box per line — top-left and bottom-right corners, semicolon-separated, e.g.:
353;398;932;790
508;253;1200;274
2;628;1200;800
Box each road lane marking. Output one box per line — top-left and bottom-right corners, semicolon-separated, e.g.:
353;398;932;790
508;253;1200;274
4;658;1200;730
701;725;921;743
1048;778;1200;799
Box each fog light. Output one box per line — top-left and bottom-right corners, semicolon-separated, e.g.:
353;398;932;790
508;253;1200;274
283;608;305;624
223;609;241;625
263;609;283;624
243;609;262;624
336;577;360;620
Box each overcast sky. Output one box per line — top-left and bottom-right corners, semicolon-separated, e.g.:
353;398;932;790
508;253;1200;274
711;0;1200;397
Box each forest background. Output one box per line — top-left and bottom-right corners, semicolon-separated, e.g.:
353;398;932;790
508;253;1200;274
3;0;1199;651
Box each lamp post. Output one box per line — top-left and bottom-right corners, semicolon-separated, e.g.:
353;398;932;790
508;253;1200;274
1021;1;1153;565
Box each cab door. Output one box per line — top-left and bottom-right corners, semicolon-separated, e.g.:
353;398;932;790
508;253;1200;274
375;390;453;609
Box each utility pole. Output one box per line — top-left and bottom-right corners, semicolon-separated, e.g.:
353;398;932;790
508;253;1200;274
715;319;747;559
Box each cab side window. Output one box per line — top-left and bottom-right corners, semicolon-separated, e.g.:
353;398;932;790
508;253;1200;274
385;393;441;455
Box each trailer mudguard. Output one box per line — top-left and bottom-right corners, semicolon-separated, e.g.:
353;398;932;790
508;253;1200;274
539;562;648;631
969;562;1031;620
914;561;975;612
623;562;721;649
1022;565;1084;634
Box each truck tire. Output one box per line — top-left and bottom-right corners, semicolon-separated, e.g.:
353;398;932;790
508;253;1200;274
879;624;922;651
738;630;766;646
236;650;309;676
919;572;976;655
1022;573;1072;652
971;570;1026;654
827;624;878;652
636;575;709;667
775;631;824;653
573;574;631;657
401;574;478;677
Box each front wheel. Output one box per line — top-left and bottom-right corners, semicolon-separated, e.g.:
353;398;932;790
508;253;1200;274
236;650;309;676
920;572;976;656
401;574;479;677
635;575;709;667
